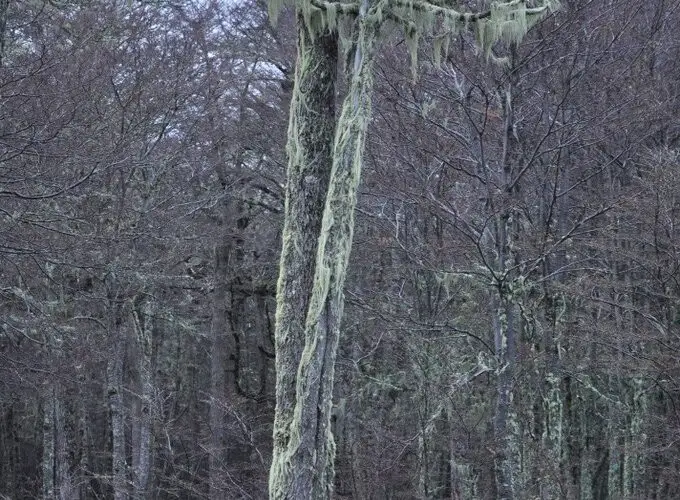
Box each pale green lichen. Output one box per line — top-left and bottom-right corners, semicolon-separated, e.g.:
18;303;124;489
324;1;338;31
623;377;648;499
270;0;358;35
405;24;420;80
451;462;478;499
477;0;559;57
267;0;287;27
271;0;558;77
433;33;449;68
390;0;559;73
541;372;563;497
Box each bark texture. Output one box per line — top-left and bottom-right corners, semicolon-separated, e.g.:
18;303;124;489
282;2;379;495
269;15;338;500
42;386;55;499
492;67;520;500
209;233;236;499
132;294;154;499
270;2;380;496
107;302;128;500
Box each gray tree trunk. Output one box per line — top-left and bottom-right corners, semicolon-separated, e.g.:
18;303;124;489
42;386;56;500
1;402;18;498
209;236;236;499
493;59;521;500
76;376;90;500
132;294;154;499
270;1;379;496
107;302;128;500
492;296;518;500
268;13;338;500
43;383;76;500
0;0;8;67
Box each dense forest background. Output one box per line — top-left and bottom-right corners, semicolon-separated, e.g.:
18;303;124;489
2;0;680;498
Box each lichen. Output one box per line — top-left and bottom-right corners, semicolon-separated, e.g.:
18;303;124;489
267;0;287;27
405;24;420;80
433;33;449;68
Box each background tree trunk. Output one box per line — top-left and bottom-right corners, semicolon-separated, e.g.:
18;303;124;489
209;233;237;499
131;294;154;499
42;386;55;500
107;299;128;500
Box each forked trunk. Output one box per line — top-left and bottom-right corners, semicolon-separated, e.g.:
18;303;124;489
268;15;338;499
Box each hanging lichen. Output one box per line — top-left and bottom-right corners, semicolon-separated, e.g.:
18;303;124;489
387;0;559;76
433;33;449;68
271;0;558;74
267;0;286;27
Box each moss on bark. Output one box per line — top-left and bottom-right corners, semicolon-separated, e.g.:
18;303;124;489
269;13;338;500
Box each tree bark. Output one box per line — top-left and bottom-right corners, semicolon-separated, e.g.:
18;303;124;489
107;301;128;500
42;386;56;500
42;383;75;500
492;295;518;500
209;236;236;499
268;13;337;500
270;1;379;496
132;294;154;499
493;57;521;500
0;0;9;67
0;402;18;499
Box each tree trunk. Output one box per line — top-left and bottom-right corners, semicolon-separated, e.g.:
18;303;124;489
270;1;378;496
42;384;75;500
132;294;154;499
0;0;9;67
42;386;56;500
0;402;18;499
268;12;338;499
76;376;90;500
209;238;236;499
107;303;128;500
493;58;521;500
493;295;518;500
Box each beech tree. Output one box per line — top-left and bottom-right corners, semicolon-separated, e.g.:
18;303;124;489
268;0;558;497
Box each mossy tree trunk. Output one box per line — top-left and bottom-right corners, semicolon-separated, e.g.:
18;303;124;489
269;0;380;496
268;1;555;497
290;4;378;493
269;13;338;499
